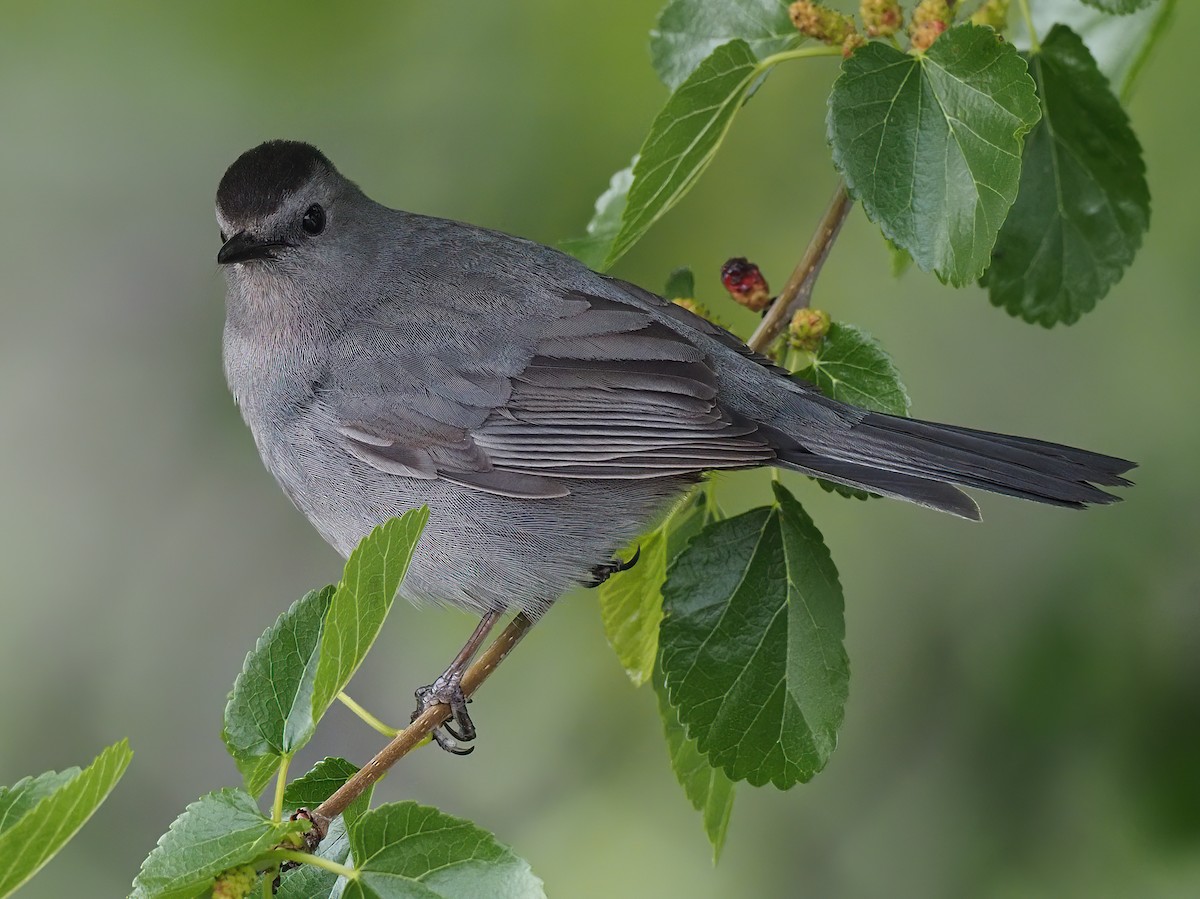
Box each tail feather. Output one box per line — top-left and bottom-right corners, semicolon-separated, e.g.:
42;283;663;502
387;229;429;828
781;409;1134;513
782;451;982;520
915;419;1135;483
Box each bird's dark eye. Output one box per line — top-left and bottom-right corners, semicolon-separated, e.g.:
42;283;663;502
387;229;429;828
301;204;326;236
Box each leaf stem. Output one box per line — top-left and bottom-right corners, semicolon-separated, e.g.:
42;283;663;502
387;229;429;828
607;42;841;267
337;691;400;737
308;612;538;840
1017;0;1040;53
748;182;853;353
268;849;357;880
759;44;844;68
271;755;290;824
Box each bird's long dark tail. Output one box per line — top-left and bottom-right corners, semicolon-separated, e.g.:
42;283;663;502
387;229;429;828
776;411;1135;521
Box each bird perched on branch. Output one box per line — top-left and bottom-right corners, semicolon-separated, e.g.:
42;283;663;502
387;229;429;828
216;140;1133;753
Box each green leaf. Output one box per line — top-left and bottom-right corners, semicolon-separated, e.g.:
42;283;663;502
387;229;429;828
131;788;303;899
886;238;913;278
311;508;429;725
599;529;668;687
1017;0;1175;100
560;162;633;269
650;0;802;89
281;757;370;829
660;482;848;788
653;658;734;861
828;24;1042;285
792;322;908;500
1079;0;1154;13
794;322;910;415
598;490;721;686
663;488;724;558
982;26;1149;326
664;266;695;300
223;586;335;797
344;802;545;899
278;758;373;899
0;771;76;836
606;40;763;268
278;831;350;899
0;740;132;898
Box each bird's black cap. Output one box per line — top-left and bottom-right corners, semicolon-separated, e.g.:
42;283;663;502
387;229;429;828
217;140;332;223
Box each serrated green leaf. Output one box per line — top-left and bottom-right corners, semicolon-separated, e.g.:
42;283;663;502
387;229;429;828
886;238;913;278
606;40;763;268
664;266;696;300
650;0;802;89
311;509;429;726
223;585;335;797
813;475;873;501
1080;0;1153;13
278;823;351;899
344;802;545;899
1016;0;1174;100
828;24;1041;285
598;490;721;686
233;756;280;805
660;482;847;789
560;162;634;269
132;788;304;899
599;529;668;687
792;321;901;497
663;488;723;558
277;758;372;899
795;322;910;415
0;740;131;898
0;770;76;836
653;658;735;861
983;26;1149;326
282;757;371;832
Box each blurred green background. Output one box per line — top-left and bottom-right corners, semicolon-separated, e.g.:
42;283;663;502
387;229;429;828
1;2;1197;896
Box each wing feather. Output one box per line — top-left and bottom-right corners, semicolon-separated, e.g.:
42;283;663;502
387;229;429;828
326;288;775;495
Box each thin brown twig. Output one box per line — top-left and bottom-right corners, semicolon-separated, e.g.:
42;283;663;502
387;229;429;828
308;612;537;840
747;181;853;353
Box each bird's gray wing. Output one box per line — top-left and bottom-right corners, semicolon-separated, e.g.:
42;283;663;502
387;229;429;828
324;288;776;498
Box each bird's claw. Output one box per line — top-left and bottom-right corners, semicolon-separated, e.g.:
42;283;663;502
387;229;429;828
585;545;642;587
413;677;476;755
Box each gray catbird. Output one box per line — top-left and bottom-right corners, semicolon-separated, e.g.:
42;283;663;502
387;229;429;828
216;140;1133;752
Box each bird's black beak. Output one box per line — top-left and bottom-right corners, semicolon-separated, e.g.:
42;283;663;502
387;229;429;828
217;231;289;265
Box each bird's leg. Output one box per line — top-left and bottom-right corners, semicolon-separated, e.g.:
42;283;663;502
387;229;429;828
585;546;641;588
413;608;503;755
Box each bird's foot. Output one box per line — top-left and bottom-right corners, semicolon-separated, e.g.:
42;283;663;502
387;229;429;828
412;609;502;756
413;674;475;755
585;546;642;588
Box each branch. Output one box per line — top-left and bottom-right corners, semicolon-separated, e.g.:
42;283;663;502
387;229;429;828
307;612;537;840
747;181;852;353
